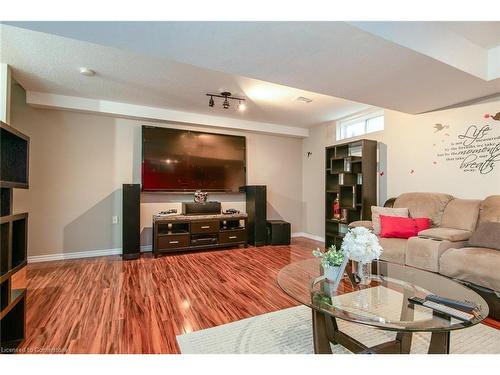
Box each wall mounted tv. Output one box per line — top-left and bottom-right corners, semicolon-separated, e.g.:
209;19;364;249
142;126;247;192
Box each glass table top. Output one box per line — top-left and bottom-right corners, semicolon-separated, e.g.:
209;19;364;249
277;258;489;332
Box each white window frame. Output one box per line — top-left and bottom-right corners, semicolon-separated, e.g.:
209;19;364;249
336;109;384;141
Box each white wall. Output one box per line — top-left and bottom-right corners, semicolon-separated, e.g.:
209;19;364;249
302;98;500;239
0;63;12;123
11;84;303;257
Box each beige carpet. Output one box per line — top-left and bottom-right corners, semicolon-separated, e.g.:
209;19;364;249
177;287;500;354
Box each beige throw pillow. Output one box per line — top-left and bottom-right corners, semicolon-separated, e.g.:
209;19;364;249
371;206;409;235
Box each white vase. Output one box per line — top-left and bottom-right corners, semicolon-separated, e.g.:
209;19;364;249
352;260;372;285
323;265;343;282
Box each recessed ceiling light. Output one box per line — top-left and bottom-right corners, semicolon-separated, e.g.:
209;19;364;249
79;67;96;77
295;96;313;104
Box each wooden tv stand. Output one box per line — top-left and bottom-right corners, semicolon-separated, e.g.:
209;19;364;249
152;213;248;257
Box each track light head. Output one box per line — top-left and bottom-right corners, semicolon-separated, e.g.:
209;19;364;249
209;96;214;107
238;100;246;111
221;91;231;109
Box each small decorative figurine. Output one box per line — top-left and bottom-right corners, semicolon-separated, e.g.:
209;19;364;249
194;190;208;203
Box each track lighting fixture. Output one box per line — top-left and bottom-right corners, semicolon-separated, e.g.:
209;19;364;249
206;92;246;110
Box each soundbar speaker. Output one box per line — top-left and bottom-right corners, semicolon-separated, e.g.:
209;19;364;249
182;201;221;215
122;184;140;260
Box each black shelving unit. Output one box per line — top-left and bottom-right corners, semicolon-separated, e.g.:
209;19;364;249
0;121;29;351
325;139;377;249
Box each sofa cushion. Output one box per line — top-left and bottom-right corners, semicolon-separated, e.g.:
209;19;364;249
478;195;500;224
468;222;500;251
378;237;407;265
406;237;467;273
439;247;500;292
371;206;409;235
394;192;454;226
441;199;481;231
418;228;472;242
348;220;374;231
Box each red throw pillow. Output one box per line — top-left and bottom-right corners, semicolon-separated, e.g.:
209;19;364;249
379;215;431;239
413;217;432;233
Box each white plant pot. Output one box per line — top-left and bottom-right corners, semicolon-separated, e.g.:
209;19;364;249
324;265;343;282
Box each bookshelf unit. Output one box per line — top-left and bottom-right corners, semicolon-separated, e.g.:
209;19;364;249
325;139;377;249
0;121;29;351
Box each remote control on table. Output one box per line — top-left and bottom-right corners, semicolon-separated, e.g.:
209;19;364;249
425;295;477;312
408;296;475;322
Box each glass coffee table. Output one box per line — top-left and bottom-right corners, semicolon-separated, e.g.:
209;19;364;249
277;259;489;354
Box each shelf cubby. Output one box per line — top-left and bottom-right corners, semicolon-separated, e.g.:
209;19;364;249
325;173;339;192
339;185;355;209
1;188;12;217
335;145;350;158
157;222;190;236
0;223;9;275
12;217;27;270
0;289;26;350
0;123;29;189
338;173;357;186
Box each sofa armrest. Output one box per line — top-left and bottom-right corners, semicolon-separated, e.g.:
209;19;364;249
384;197;397;208
348;221;374;231
418;227;471;242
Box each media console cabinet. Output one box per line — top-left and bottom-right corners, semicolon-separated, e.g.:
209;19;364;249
152;213;248;256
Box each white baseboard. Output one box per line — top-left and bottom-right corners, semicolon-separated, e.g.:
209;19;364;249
27;234;323;263
291;232;325;242
28;245;154;263
28;248;122;263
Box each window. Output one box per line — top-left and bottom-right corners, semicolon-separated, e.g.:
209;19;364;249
337;110;384;141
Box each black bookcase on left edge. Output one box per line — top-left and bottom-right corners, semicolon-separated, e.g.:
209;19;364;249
1;121;29;352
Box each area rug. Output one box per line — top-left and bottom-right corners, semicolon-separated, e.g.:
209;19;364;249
177;290;500;354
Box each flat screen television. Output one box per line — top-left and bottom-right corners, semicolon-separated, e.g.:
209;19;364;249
142;126;246;192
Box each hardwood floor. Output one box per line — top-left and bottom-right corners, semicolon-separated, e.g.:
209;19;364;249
16;237;499;354
18;237;319;354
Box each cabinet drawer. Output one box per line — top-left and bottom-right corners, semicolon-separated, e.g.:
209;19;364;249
157;234;189;249
191;221;219;234
219;229;247;244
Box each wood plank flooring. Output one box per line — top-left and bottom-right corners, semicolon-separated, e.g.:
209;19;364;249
17;237;499;354
18;237;319;354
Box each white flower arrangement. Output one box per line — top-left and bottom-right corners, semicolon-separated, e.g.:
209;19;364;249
341;227;382;263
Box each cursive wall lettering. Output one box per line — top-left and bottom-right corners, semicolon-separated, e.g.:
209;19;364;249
436;123;500;175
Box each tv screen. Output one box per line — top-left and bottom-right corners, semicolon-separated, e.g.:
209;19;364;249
142;126;246;192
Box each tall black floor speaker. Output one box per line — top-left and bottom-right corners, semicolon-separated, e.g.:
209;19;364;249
122;184;140;260
240;185;267;246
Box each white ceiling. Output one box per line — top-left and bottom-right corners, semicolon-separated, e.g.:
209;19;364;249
0;24;369;129
1;21;500;129
438;21;500;49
